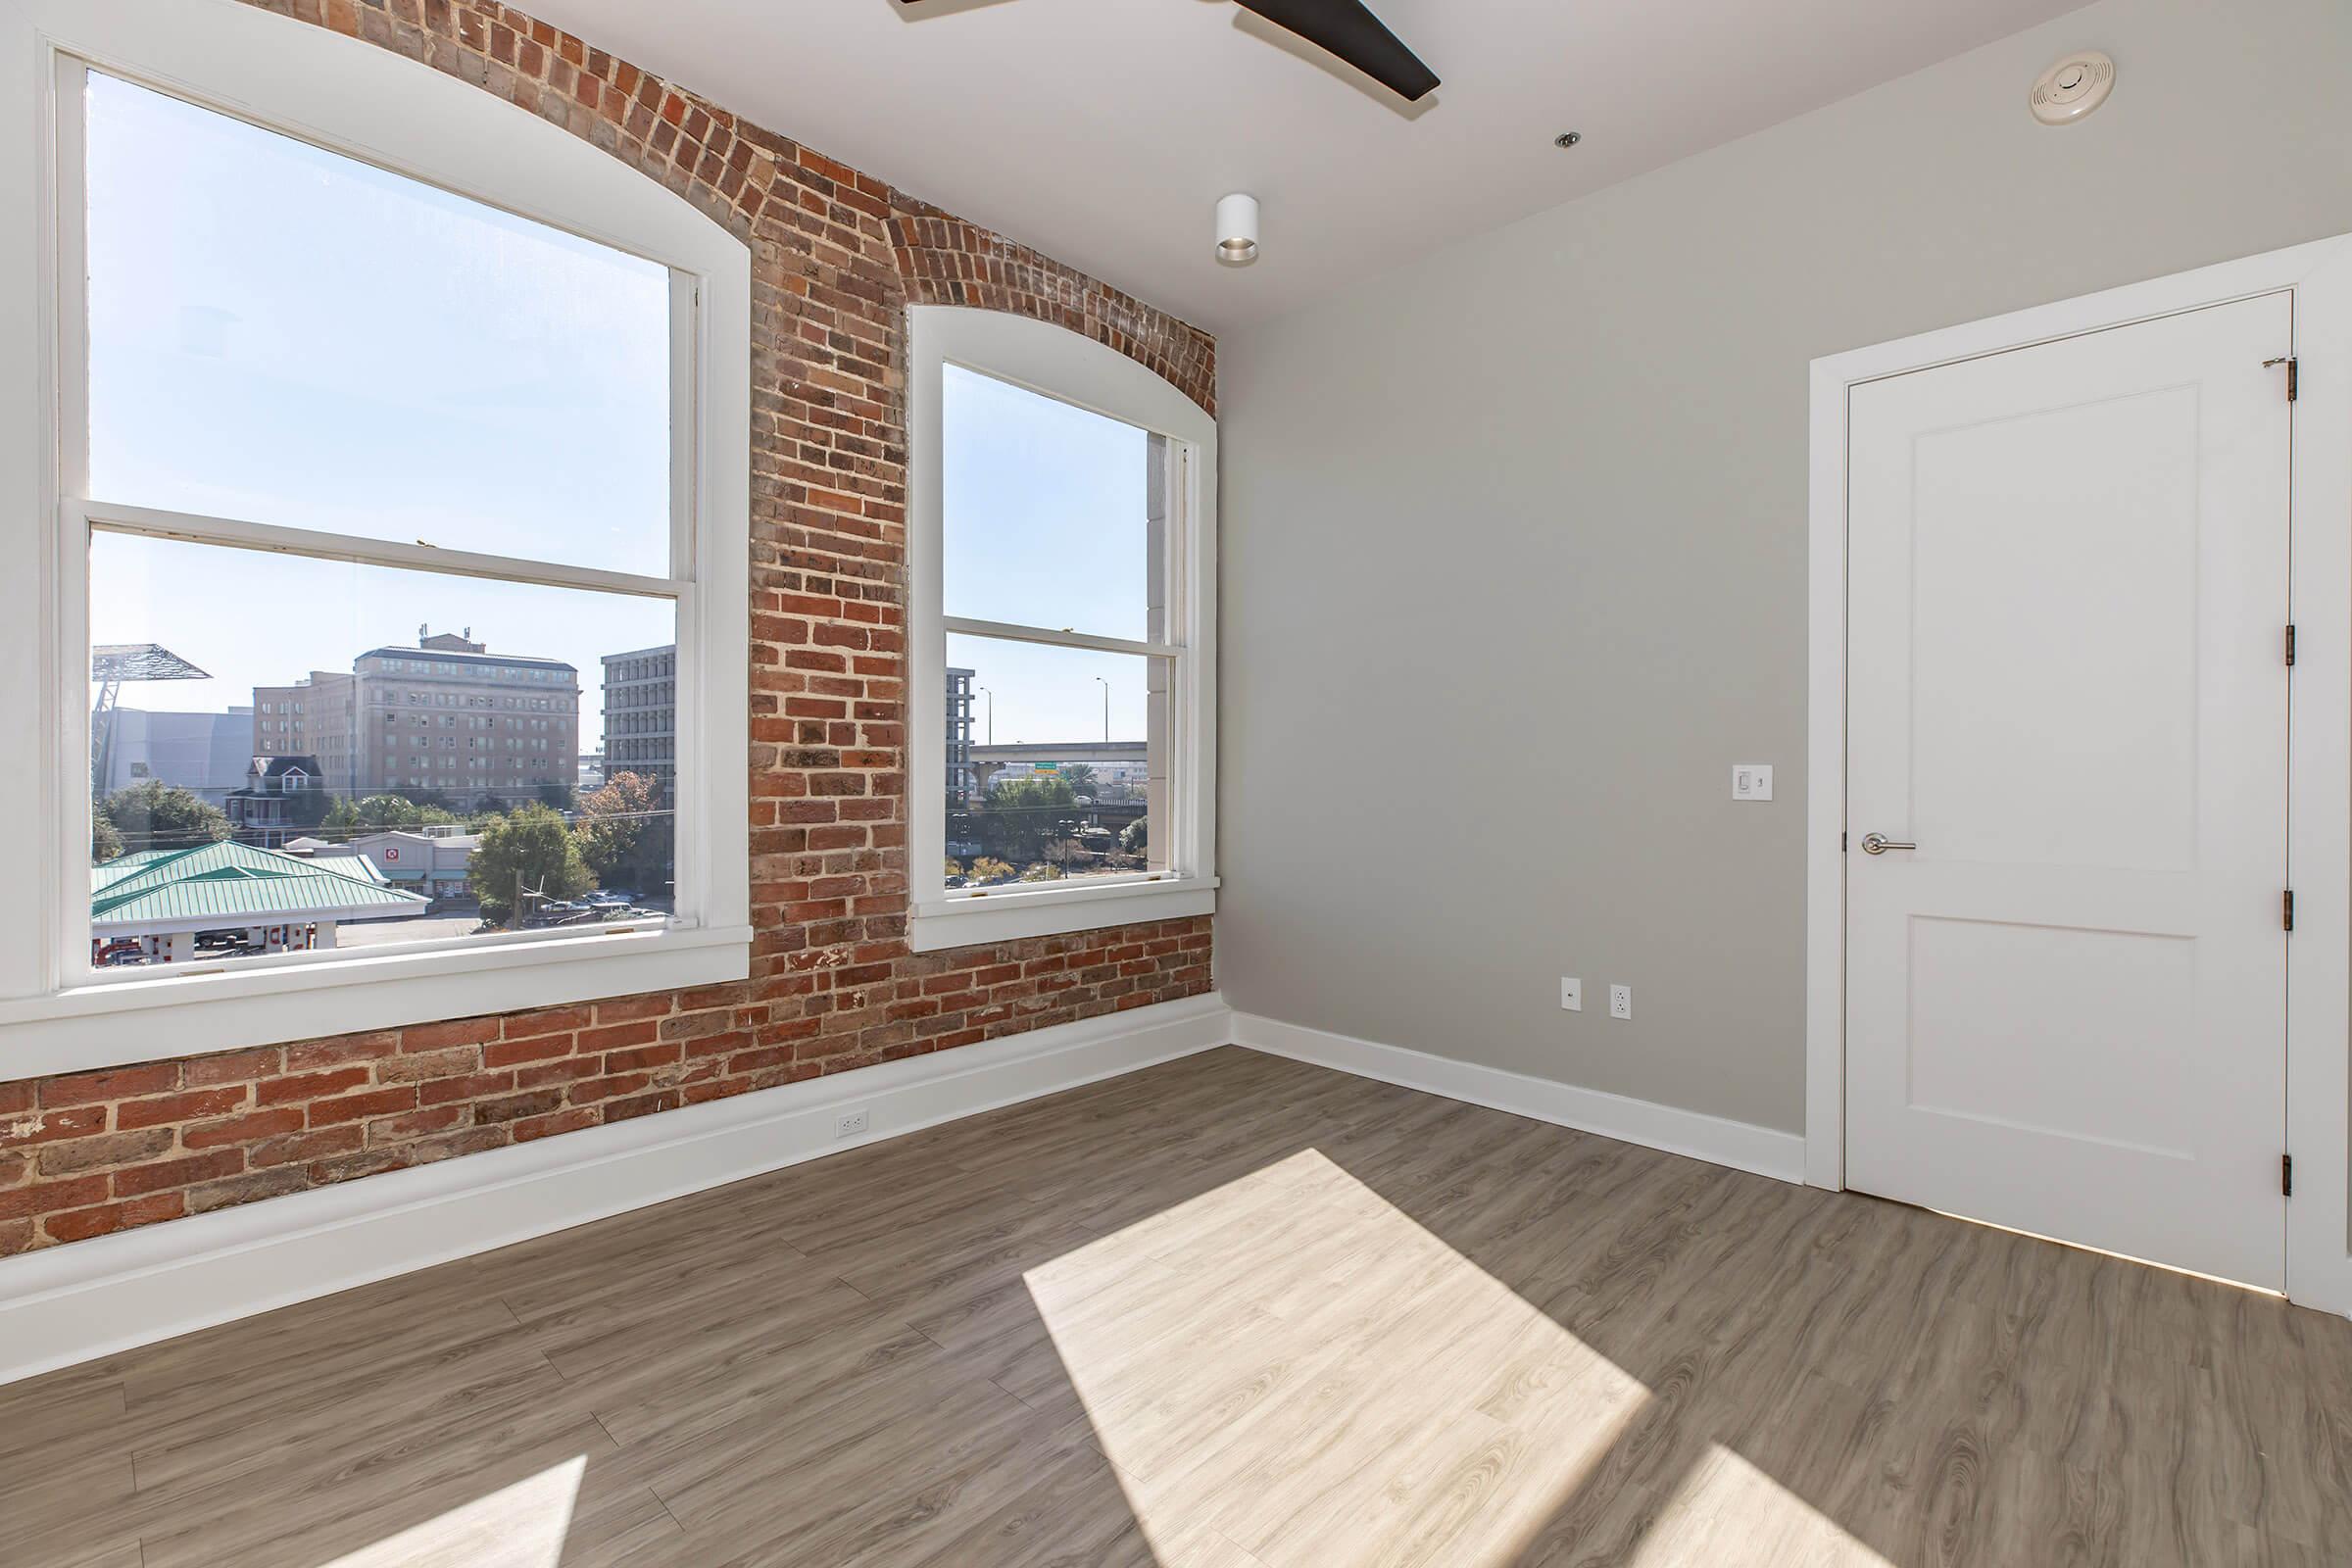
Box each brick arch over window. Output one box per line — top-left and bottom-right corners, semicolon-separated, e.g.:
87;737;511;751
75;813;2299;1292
0;2;1213;1258
892;205;1218;416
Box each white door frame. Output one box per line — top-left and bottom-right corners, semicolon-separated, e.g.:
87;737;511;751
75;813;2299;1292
1806;232;2352;1316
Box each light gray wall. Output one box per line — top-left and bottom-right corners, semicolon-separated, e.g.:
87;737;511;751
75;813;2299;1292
1216;0;2352;1135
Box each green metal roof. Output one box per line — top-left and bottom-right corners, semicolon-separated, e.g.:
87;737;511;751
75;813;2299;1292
91;841;429;929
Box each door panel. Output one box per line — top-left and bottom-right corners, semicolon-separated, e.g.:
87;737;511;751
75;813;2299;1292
1844;293;2291;1290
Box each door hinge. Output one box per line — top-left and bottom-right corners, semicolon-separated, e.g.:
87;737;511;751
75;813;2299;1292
2267;356;2299;401
2283;1153;2294;1198
2284;889;2295;933
2286;623;2297;666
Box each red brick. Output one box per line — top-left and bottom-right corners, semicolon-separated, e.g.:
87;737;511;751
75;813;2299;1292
38;1062;179;1107
186;1047;284;1086
0;1173;107;1221
117;1087;250;1131
43;1191;184;1244
400;1016;501;1053
249;1127;365;1169
256;1067;372;1106
483;1034;577;1069
114;1149;245;1198
182;1107;307;1151
0;1105;109;1149
307;1087;419;1128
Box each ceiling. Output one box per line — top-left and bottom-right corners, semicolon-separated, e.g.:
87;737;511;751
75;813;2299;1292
520;0;2091;333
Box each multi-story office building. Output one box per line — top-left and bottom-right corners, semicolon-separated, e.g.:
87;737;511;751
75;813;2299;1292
601;644;676;789
254;629;579;805
947;665;975;803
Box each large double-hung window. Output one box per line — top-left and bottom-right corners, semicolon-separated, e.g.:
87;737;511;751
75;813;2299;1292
908;308;1217;951
0;1;749;1075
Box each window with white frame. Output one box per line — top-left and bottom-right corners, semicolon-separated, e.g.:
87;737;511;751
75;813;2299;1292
0;4;749;1076
908;308;1217;952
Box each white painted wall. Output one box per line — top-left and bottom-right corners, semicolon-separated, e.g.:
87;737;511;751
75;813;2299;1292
1216;0;2352;1135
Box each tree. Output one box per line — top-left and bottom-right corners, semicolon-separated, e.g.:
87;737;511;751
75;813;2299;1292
974;774;1077;866
535;781;576;811
573;771;672;896
98;780;231;854
91;813;124;863
969;857;1015;884
1057;763;1099;800
469;804;594;924
321;793;462;837
1119;816;1148;855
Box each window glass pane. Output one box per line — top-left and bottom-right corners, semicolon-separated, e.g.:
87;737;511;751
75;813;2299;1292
945;633;1166;888
89;531;679;968
83;73;673;576
942;366;1162;643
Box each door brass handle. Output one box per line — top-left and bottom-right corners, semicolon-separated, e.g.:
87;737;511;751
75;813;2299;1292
1860;833;1916;856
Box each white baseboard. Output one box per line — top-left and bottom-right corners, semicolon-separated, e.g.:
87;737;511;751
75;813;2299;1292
1231;1011;1807;1186
0;992;1233;1387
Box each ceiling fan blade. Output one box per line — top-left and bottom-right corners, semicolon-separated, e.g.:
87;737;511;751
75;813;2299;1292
1232;0;1440;101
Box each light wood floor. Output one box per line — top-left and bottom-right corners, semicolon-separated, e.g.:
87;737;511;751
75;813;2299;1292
6;1046;2350;1567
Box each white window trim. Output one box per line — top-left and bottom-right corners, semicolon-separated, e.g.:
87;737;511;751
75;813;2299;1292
0;0;751;1079
906;306;1218;953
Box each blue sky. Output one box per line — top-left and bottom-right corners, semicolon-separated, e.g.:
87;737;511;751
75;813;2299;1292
83;73;1154;755
942;366;1153;746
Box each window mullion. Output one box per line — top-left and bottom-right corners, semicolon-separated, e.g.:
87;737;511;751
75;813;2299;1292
941;614;1176;660
74;500;687;600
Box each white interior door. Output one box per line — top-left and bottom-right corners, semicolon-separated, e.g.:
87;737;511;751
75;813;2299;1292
1843;293;2292;1290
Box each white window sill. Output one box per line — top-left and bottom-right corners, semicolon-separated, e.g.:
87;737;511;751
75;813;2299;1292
906;876;1217;953
0;924;754;1079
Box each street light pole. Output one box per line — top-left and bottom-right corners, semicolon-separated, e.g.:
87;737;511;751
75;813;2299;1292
977;686;993;745
1094;676;1109;743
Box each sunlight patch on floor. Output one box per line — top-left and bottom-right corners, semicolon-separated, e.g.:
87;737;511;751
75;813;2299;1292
1634;1444;1894;1566
1022;1147;1659;1565
315;1454;585;1568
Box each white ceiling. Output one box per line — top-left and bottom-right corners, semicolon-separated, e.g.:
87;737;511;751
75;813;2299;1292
521;0;2090;333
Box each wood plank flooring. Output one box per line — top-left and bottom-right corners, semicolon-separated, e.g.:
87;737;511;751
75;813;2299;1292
4;1045;2349;1566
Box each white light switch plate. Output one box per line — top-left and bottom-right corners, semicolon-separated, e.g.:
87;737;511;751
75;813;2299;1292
1560;977;1582;1012
1732;763;1774;801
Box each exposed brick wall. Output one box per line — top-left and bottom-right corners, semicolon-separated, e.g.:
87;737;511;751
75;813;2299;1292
0;0;1215;1257
892;203;1217;416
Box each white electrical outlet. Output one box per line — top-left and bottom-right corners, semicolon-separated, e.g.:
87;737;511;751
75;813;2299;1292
1608;984;1633;1020
1559;977;1582;1012
835;1108;870;1139
1732;763;1774;802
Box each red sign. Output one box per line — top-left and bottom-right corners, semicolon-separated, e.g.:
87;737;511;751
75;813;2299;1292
384;847;400;861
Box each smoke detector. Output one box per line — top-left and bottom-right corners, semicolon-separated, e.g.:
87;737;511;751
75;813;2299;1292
2030;51;2115;125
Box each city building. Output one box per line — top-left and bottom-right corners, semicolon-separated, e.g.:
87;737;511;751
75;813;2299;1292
94;706;256;806
93;839;426;964
946;665;975;803
255;628;578;807
601;643;676;787
291;829;479;901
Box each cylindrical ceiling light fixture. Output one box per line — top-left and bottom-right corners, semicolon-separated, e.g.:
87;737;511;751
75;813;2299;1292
1215;192;1259;265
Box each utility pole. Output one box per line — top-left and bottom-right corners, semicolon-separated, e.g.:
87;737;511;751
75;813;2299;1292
1095;675;1109;742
